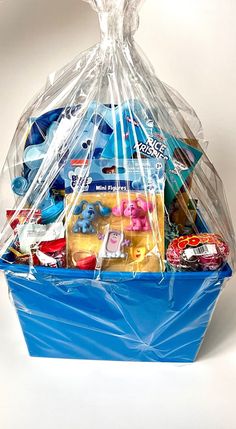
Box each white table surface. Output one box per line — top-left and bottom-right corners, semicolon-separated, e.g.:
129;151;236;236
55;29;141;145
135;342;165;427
0;1;236;428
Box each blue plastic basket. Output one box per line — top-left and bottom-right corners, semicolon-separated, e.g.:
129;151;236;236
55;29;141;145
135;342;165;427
0;259;232;362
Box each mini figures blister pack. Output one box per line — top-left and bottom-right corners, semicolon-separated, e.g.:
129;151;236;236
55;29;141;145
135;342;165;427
66;159;165;272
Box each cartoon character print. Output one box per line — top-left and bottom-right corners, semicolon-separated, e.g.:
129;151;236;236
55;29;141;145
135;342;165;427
106;231;123;254
130;246;147;263
99;229;130;259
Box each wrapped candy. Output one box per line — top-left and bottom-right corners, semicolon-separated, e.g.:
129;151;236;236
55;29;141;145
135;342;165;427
167;233;230;272
9;238;66;268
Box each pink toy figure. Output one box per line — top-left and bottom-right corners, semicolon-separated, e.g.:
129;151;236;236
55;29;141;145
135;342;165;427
112;196;153;231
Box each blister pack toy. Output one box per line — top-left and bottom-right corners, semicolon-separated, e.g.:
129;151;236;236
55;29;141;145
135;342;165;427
65;159;165;272
0;0;235;362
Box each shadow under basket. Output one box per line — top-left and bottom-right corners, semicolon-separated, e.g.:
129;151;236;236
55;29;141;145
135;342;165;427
0;255;232;362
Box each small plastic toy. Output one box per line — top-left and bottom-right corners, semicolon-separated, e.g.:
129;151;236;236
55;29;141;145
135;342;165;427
98;229;130;259
73;200;111;234
37;191;64;224
112;196;153;231
11;176;29;196
72;251;97;270
167;233;230;271
77;255;97;270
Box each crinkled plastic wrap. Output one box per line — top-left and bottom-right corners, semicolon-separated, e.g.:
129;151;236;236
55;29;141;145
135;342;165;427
0;0;235;362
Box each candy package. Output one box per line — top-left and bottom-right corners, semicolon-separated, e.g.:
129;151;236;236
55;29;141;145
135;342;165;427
0;0;235;362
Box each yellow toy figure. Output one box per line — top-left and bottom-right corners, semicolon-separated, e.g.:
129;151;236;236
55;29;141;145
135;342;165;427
130;246;147;263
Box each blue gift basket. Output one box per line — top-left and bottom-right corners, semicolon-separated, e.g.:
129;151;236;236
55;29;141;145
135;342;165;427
0;258;232;362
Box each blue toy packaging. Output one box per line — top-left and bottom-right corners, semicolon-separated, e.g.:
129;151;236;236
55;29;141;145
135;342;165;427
65;158;165;272
0;0;235;362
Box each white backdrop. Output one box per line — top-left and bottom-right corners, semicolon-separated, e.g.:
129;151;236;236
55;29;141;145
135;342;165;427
0;1;236;429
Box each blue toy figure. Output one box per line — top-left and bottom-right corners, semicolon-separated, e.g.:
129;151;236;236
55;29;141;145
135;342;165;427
73;201;111;234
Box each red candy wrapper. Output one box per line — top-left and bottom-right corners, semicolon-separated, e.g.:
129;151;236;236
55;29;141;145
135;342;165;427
10;238;66;268
167;233;230;272
33;238;66;268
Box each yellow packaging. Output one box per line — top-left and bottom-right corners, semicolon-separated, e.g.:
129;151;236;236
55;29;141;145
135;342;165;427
66;191;164;272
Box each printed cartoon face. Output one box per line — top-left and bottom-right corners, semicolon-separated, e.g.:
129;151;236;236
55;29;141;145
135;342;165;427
106;231;123;253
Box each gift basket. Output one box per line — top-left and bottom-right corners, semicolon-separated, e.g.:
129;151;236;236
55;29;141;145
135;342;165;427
0;0;235;362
